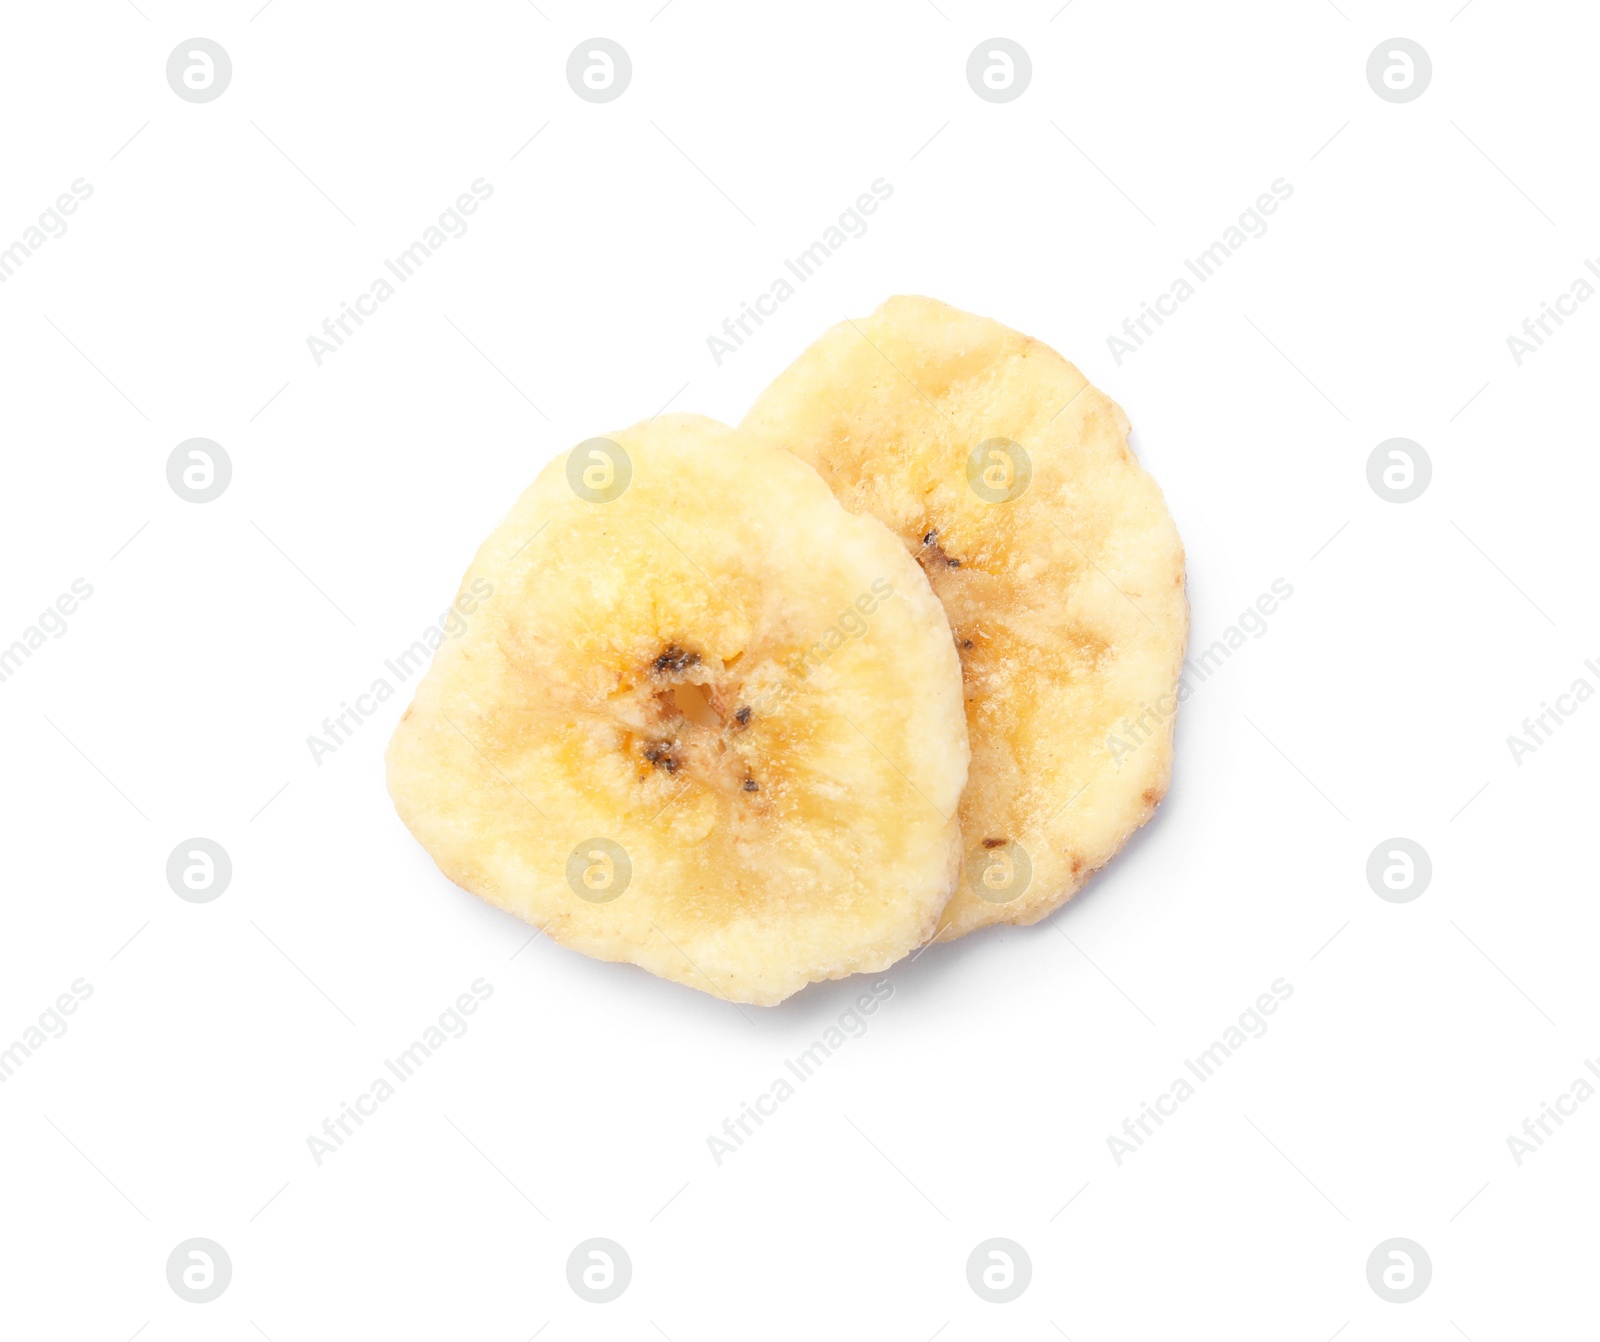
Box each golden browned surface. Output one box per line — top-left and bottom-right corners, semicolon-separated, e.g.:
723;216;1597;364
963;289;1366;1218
386;414;969;1003
742;298;1188;939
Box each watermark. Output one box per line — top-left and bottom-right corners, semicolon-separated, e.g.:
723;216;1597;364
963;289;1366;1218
166;39;231;103
1365;838;1430;903
567;1239;631;1302
1366;39;1431;104
566;838;631;903
1367;438;1430;503
306;979;493;1166
966;438;1030;503
167;1238;231;1302
966;39;1031;103
1506;659;1599;765
1506;257;1600;366
306;579;492;765
567;39;630;103
167;839;232;904
1366;1238;1431;1302
1106;978;1293;1166
706;178;894;367
784;578;895;684
966;1238;1031;1302
1107;179;1293;366
1184;579;1294;682
1505;1054;1600;1166
706;978;893;1166
0;179;93;285
1104;579;1293;768
566;438;631;503
0;579;95;687
717;576;900;732
965;839;1032;904
306;179;494;366
167;438;231;503
0;979;94;1084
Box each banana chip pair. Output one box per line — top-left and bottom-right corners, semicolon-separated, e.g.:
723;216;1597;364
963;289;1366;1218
387;298;1188;1005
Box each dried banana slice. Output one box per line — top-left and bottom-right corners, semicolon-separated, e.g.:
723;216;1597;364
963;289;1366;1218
387;414;968;1004
742;298;1187;940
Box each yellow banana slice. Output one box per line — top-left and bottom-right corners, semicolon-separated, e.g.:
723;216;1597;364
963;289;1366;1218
742;298;1188;940
387;414;969;1003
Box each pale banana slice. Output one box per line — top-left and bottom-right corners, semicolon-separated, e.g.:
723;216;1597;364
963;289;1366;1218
386;414;969;1005
742;297;1187;940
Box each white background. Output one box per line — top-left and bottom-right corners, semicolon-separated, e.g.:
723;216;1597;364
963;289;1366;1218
1;1;1595;1337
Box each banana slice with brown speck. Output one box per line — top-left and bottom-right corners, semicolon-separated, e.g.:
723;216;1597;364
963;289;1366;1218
387;413;969;1003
